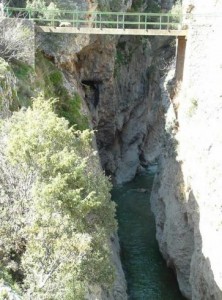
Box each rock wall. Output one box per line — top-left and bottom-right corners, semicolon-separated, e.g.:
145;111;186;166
39;28;175;186
151;0;222;298
74;34;174;184
86;234;127;300
38;1;179;298
101;36;173;183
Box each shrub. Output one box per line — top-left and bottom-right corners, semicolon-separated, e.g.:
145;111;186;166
170;0;182;15
49;70;63;85
170;0;182;25
0;18;34;63
0;95;116;298
26;0;60;20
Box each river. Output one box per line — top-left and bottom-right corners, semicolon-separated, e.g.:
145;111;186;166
112;167;186;300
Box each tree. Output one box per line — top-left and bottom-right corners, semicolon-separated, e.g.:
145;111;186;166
0;17;34;63
0;95;116;299
26;0;60;21
26;0;47;10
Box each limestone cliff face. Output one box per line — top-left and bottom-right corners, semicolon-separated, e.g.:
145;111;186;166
86;234;127;300
98;36;173;183
73;35;174;184
39;25;174;186
151;0;222;299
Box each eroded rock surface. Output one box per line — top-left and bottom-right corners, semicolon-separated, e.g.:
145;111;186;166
38;27;174;185
151;0;222;298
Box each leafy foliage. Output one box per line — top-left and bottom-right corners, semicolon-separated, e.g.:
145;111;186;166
26;0;60;20
0;95;116;298
0;18;34;63
130;0;161;12
170;0;182;15
10;60;34;109
7;53;88;129
26;0;47;10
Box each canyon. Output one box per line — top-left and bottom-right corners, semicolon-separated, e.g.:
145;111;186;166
0;0;222;299
38;0;222;298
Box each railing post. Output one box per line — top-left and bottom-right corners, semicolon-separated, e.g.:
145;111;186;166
52;11;55;26
123;13;125;30
99;13;101;29
138;14;140;29
167;13;169;30
72;12;75;27
95;12;97;28
92;11;96;28
160;15;161;29
176;36;187;81
76;12;79;28
145;14;147;31
117;14;119;29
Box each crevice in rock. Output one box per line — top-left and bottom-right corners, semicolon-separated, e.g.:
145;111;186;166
82;79;102;109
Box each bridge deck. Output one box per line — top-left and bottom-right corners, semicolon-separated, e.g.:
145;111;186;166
36;26;187;36
5;7;187;36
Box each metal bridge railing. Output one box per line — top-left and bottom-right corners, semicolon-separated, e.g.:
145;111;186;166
3;7;183;30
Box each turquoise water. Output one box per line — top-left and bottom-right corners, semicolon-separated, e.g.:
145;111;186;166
112;169;186;300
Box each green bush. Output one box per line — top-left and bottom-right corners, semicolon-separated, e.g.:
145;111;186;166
56;92;89;130
12;61;33;80
49;70;63;86
10;61;34;109
0;95;116;299
130;0;161;12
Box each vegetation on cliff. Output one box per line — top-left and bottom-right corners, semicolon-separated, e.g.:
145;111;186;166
0;55;117;298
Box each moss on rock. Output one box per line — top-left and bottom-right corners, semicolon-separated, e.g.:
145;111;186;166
35;52;89;130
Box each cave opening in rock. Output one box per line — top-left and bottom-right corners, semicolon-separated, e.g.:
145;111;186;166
81;79;102;109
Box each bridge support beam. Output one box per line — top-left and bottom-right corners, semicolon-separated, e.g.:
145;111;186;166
175;36;187;82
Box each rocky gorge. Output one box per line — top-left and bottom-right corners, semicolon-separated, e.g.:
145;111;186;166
38;7;175;185
34;0;179;298
1;0;222;298
38;0;222;298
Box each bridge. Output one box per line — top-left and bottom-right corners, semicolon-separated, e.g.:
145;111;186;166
3;7;187;36
3;6;188;80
